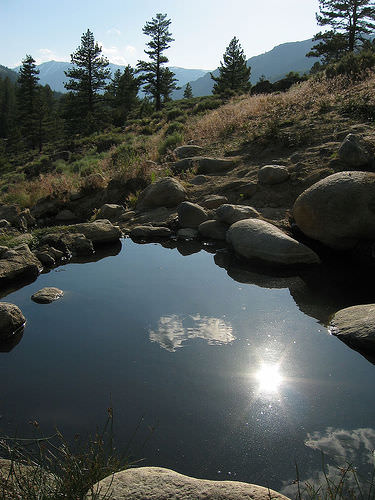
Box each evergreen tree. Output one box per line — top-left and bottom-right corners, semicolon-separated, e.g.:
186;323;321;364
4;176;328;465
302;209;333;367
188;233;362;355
0;77;17;139
16;54;40;148
160;67;179;103
308;0;375;62
107;66;140;125
64;29;111;131
137;13;177;110
183;82;193;99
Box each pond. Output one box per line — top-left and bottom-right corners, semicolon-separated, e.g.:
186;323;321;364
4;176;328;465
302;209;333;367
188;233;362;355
0;238;374;495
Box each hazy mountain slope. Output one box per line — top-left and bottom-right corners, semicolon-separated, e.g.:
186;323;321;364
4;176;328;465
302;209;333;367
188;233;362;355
0;65;18;82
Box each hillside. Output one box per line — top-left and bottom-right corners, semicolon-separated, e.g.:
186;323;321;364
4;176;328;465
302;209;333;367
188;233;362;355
0;64;18;82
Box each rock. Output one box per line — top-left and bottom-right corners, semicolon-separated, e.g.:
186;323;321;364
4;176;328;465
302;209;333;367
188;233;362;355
31;287;64;304
177;201;209;228
174;145;204;159
177;228;199;240
201;195;228;209
118;210;136;222
227;219;320;266
0;245;41;284
293;171;375;249
137;177;187;210
34;251;56;267
189;175;209;185
0;205;27;230
0;219;11;229
338;134;370;167
19;209;35;227
131;207;176;226
72;220;121;245
88;467;290;500
61;233;94;256
330;304;375;354
216;204;260;225
31;196;64;220
172;158;196;174
198;220;228;240
96;204;126;222
0;246;9;258
0;459;56;497
258;165;290;185
0;303;25;339
130;226;172;239
195;157;237;175
55;209;78;222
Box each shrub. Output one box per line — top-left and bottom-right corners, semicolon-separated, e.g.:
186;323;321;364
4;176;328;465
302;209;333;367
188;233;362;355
192;98;222;114
165;121;184;135
158;132;184;157
94;133;123;153
166;108;184;121
110;143;138;168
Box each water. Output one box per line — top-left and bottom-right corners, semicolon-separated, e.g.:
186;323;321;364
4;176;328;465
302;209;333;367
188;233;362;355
0;238;374;494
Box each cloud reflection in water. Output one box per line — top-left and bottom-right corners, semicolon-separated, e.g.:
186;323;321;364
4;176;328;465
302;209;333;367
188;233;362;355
149;314;235;352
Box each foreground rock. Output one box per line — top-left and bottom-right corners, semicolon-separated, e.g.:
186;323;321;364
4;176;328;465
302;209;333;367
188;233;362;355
338;133;371;167
198;220;228;240
330;304;375;355
96;204;126;222
31;287;64;304
293;171;375;249
216;204;260;225
0;303;25;339
137;177;186;210
88;467;290;500
73;220;121;245
0;244;41;284
174;144;204;159
227;219;320;266
178;201;208;228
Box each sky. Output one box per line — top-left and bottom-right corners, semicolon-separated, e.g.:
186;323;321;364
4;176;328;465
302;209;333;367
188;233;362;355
1;0;320;70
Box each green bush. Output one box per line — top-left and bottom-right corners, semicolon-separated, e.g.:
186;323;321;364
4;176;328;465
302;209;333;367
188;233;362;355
158;132;184;157
192;98;222;114
111;143;138;168
166;108;184;121
94;133;123;153
165;121;184;135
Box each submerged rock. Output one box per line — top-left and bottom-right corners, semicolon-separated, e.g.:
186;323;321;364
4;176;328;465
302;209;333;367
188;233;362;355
88;466;290;500
31;287;64;304
227;219;320;266
0;302;25;339
330;304;375;355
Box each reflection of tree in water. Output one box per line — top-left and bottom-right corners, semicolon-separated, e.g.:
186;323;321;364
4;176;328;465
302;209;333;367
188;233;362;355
281;427;375;498
149;314;236;352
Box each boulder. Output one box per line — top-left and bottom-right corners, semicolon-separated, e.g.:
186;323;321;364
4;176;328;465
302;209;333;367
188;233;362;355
96;204;126;222
201;195;228;209
55;209;78;222
137;177;187;210
330;304;375;354
258;165;290;185
174;145;204;159
198;220;228;240
88;467;290;500
61;233;94;256
227;219;320;265
177;202;208;228
0;303;25;339
130;226;172;239
118;210;136;222
216;204;260;225
131;207;176;226
72;220;121;245
31;287;64;304
177;228;199;240
0;245;41;284
189;175;209;185
0;205;27;230
293;171;375;249
195;157;237;175
34;251;56;267
338;134;370;167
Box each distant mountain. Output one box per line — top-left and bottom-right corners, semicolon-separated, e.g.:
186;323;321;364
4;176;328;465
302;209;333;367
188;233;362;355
173;38;320;99
12;61;208;93
0;64;18;82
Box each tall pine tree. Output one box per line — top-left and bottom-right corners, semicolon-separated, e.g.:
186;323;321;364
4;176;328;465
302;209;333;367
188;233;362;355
17;54;40;148
183;82;193;99
107;66;140;125
211;37;251;96
137;13;177;110
308;0;375;62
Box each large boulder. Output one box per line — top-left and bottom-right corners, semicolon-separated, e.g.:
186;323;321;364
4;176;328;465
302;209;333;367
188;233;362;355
88;467;290;500
227;219;320;265
96;204;126;222
258;165;290;185
173;145;204;159
0;245;41;284
0;303;25;339
216;204;260;225
338;134;371;167
72;220;121;245
137;177;187;210
293;171;375;249
178;202;208;228
330;304;375;355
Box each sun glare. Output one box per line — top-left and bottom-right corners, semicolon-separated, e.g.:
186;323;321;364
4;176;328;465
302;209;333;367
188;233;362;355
255;363;283;393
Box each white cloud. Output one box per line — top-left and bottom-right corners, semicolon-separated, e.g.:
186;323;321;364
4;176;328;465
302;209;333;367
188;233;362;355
99;43;138;66
107;28;122;36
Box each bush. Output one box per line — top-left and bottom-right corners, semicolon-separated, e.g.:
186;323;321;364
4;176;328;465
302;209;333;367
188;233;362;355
158;132;184;157
110;143;138;168
166;108;184;121
94;133;123;153
165;121;184;135
192;98;222;114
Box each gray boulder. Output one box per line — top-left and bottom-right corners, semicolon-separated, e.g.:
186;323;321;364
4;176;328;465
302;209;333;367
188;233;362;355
34;251;56;267
338;134;370;167
137;177;187;210
195;157;237;175
173;145;204;159
258;165;290;185
118;210;136;222
130;226;172;239
198;220;228;240
0;303;25;339
330;304;375;354
72;220;121;245
61;233;94;256
178;202;208;228
88;467;290;500
216;204;260;225
201;195;228;209
227;219;320;265
0;245;41;284
293;171;375;249
96;204;126;222
31;287;64;304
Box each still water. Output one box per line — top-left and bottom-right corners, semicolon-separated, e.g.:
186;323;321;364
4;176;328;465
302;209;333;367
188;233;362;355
0;238;374;494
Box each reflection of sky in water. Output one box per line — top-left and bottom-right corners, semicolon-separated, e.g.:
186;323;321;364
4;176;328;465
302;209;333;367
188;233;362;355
149;314;235;351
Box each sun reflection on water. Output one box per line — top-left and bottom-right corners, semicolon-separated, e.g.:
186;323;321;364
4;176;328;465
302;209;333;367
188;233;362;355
255;363;283;394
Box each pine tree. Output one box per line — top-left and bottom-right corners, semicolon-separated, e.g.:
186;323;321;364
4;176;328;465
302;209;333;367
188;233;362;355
107;66;140;125
16;54;40;148
308;0;375;62
211;37;251;96
64;29;111;131
183;82;193;99
137;13;177;110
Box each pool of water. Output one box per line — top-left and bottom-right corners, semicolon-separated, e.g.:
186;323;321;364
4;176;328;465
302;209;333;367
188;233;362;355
0;238;374;494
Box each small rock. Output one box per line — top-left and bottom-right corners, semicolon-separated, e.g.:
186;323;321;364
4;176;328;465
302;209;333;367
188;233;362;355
31;287;64;304
118;210;136;222
174;145;204;159
201;195;228;209
258;165;290;185
72;220;122;244
216;204;260;225
338;134;370;167
96;204;126;222
189;175;209;185
196;157;237;175
198;220;228;240
178;202;208;228
61;233;94;256
130;226;172;239
0;303;26;339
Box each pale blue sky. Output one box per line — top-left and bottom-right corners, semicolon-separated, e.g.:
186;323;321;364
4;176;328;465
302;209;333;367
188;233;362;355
1;0;320;69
